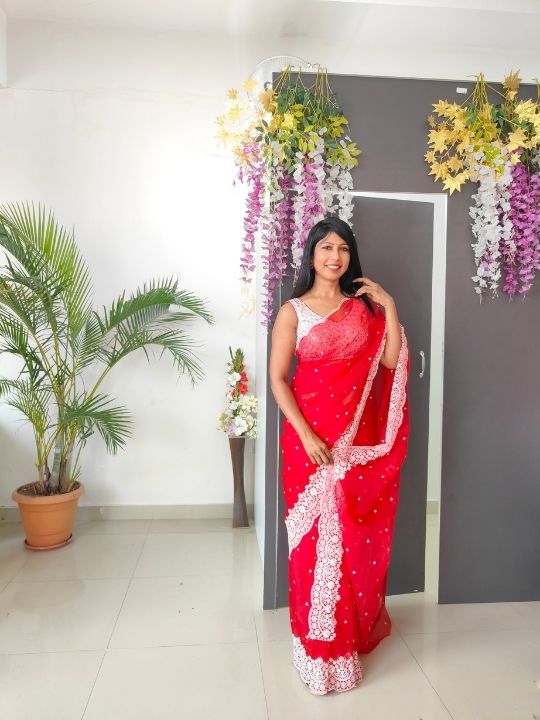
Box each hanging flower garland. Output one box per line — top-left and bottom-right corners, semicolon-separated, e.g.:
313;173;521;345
425;71;540;299
217;67;361;325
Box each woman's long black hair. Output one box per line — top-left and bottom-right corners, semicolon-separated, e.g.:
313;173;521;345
291;215;375;315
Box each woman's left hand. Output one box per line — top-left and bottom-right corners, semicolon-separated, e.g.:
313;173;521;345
353;277;395;312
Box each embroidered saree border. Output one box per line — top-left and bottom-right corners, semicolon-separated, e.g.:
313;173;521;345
292;635;363;695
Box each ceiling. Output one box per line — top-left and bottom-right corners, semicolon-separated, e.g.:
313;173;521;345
0;0;539;47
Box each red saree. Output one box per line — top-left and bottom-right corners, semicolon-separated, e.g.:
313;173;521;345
281;296;410;694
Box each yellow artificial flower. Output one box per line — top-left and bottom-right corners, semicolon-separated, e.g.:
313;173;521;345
228;89;239;101
258;89;275;110
514;99;537;121
428;161;448;181
445;103;463;119
268;115;282;133
427;115;437;128
437;162;450;180
432;100;453;117
429;129;450;153
233;146;250;165
452;115;466;132
443;175;463;195
507;128;527;152
243;77;257;93
282;112;295;130
227;104;241;121
217;128;233;145
510;152;521;164
479;103;493;120
503;70;521;93
447;155;464;172
424;150;436;164
530;114;540;132
216;115;226;127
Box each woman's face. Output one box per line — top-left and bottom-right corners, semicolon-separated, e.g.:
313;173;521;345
312;231;351;281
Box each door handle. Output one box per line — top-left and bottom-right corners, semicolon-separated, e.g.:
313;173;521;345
419;350;425;379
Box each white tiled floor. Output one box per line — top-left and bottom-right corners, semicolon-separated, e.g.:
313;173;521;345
0;514;539;719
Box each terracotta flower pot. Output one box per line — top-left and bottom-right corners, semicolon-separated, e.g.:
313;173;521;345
12;482;85;550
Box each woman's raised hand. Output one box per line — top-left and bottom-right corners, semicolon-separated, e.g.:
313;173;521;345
301;430;333;466
354;277;395;311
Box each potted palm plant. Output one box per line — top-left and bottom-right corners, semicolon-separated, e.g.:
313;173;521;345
0;203;212;549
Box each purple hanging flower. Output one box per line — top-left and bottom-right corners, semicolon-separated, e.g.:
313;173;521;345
503;163;540;298
237;142;264;284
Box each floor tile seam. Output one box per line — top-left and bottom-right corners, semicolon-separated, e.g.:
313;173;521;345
6;544;32;582
77;532;150;538
105;639;258;651
0;648;106;657
104;639;257;654
144;529;249;535
253;614;271;720
6;575;139;583
132;572;260;579
398;631;456;720
131;527;151;578
105;532;149;650
398;624;537;639
2;573;262;584
80;648;107;720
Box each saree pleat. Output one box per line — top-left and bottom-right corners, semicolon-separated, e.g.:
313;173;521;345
281;297;410;694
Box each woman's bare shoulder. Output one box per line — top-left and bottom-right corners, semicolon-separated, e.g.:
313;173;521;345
272;300;297;334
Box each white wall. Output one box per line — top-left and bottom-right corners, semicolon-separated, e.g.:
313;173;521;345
0;10;6;87
0;20;279;508
0;11;538;516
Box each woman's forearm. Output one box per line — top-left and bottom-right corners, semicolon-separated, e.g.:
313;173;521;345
380;302;402;369
270;378;313;441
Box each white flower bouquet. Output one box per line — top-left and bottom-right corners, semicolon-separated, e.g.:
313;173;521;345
217;347;257;439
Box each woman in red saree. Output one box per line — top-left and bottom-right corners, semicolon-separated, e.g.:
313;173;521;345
270;216;410;695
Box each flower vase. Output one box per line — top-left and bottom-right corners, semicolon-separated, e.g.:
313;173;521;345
228;437;249;528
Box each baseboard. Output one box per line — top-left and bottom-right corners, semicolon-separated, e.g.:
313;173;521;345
1;500;434;524
0;503;254;524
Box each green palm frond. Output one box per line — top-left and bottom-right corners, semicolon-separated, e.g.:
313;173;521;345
0;208;48;278
0;203;93;342
104;326;205;382
72;312;109;369
0;378;52;435
0;277;53;350
100;280;213;333
2;255;67;351
0;310;47;384
76;281;213;371
62;394;132;454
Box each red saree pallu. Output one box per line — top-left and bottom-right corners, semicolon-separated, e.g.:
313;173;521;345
281;296;410;695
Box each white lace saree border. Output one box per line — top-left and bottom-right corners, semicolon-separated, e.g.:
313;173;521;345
343;327;409;465
292;635;363;695
285;326;409;644
306;482;343;641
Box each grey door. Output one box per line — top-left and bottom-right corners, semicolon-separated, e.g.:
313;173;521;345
353;196;433;595
263;195;434;607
